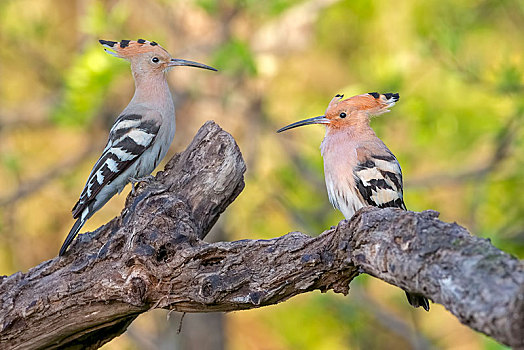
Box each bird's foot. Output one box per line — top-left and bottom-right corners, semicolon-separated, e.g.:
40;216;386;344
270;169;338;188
129;175;155;195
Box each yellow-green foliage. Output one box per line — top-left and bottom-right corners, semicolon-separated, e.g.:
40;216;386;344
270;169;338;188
0;0;521;349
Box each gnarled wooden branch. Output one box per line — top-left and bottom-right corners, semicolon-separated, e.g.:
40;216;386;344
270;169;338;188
0;122;522;349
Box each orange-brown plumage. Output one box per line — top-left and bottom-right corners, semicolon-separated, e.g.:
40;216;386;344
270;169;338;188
277;91;403;222
277;92;430;311
324;93;399;130
100;39;169;58
99;39;216;76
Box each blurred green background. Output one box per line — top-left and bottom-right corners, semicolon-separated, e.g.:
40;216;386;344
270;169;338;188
0;0;522;349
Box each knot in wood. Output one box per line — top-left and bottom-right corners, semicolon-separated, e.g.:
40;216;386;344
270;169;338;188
200;275;221;300
124;266;151;306
130;277;147;303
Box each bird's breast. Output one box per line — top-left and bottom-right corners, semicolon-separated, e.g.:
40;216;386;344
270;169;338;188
321;135;364;219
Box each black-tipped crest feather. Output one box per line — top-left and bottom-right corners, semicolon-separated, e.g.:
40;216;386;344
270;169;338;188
99;39;117;47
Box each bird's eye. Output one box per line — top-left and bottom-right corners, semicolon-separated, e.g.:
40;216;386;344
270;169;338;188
339;112;347;118
152;57;159;63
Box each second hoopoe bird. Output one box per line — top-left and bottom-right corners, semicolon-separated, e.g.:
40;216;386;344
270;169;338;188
277;92;430;311
59;39;216;256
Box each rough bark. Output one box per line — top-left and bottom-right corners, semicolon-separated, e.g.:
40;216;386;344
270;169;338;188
0;122;522;349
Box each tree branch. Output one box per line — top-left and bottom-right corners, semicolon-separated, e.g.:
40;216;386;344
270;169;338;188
0;122;522;349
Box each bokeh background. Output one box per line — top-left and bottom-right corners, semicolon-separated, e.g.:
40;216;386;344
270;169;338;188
1;0;523;349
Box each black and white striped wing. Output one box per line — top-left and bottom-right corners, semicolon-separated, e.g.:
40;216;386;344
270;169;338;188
353;151;406;210
354;148;430;311
72;113;160;218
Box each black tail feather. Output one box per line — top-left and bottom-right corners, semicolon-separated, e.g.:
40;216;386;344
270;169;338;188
59;218;85;256
405;291;430;311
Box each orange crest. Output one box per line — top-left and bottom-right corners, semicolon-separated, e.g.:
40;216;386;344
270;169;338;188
334;92;399;115
327;94;345;111
99;39;170;59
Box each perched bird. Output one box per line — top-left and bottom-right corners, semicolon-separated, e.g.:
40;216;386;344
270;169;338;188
277;92;430;311
59;39;217;256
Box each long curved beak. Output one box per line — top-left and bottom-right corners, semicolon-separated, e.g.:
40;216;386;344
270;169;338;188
168;58;217;71
277;116;330;133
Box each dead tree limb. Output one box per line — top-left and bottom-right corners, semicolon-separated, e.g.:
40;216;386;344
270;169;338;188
0;122;522;349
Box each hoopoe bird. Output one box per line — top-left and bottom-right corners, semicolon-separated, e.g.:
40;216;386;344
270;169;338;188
277;92;430;311
59;39;216;256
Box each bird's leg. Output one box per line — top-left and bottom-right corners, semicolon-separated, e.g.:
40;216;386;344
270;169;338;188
129;175;155;195
129;175;155;185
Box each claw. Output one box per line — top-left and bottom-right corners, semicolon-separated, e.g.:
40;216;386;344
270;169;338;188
129;175;155;195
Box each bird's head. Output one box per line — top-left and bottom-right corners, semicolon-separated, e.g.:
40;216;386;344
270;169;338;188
99;39;217;75
277;92;399;133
